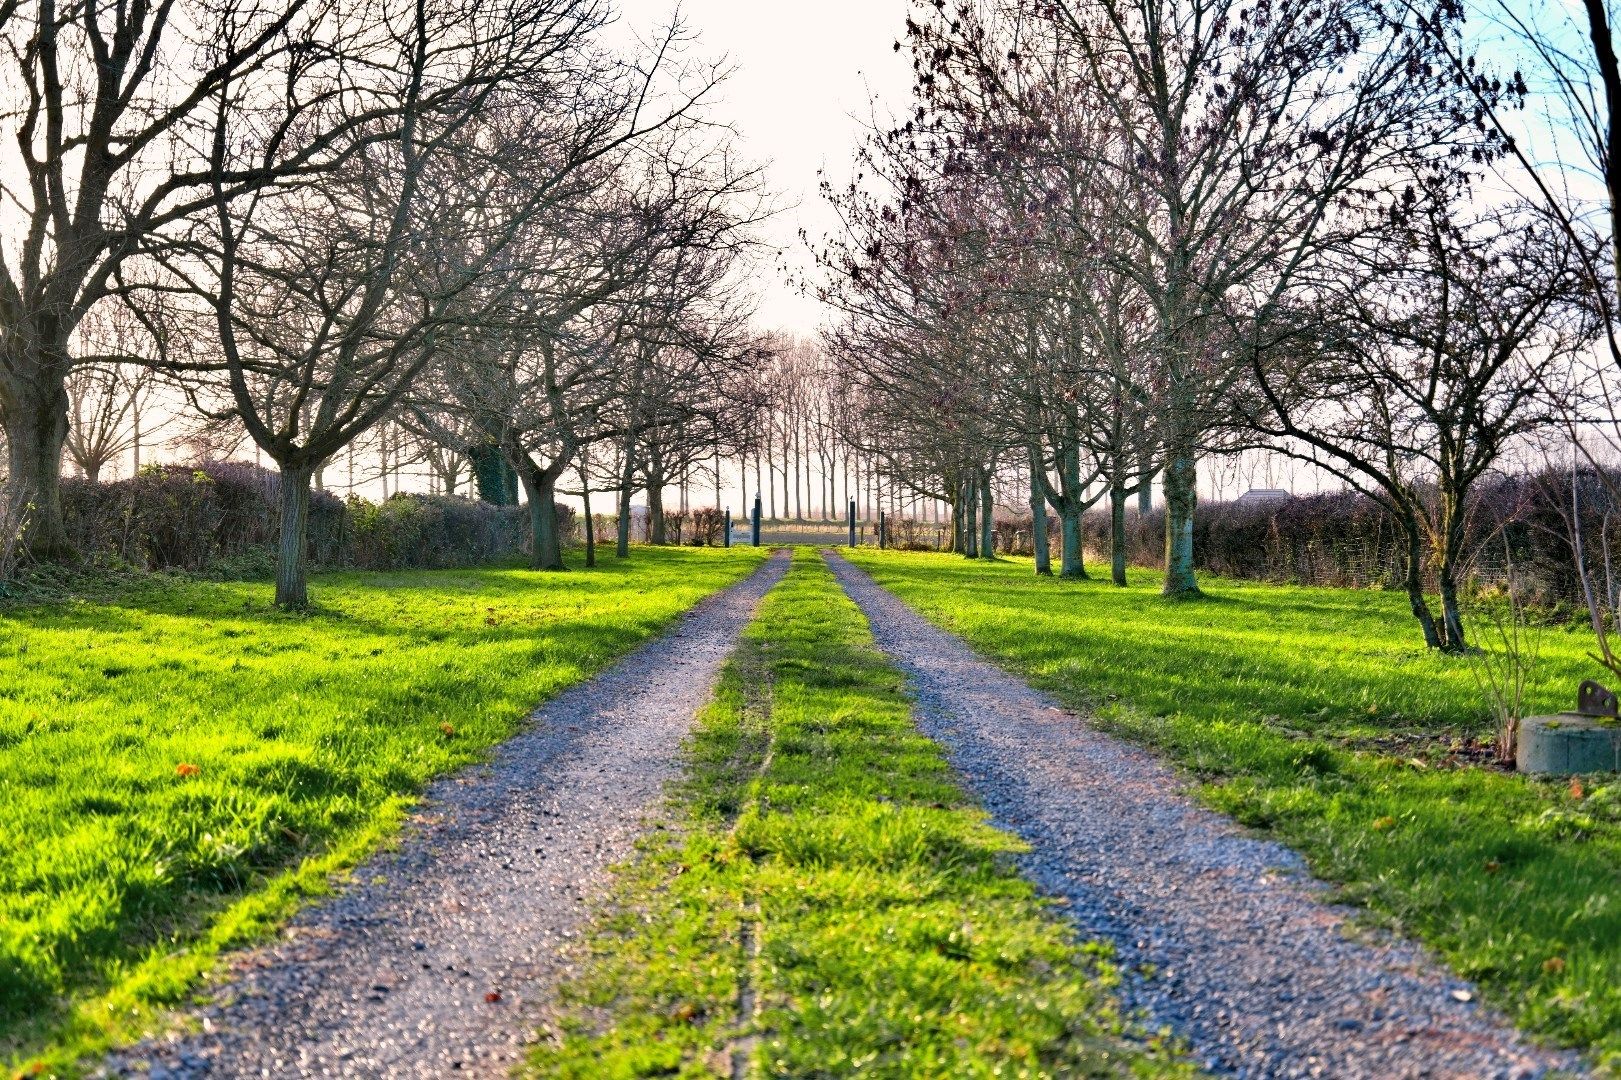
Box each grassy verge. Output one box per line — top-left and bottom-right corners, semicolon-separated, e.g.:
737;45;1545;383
0;547;766;1076
844;549;1621;1072
531;550;1190;1079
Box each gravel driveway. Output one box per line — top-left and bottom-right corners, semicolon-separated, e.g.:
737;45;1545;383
100;551;789;1080
825;551;1584;1080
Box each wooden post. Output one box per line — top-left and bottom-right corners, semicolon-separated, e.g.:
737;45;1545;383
847;499;856;547
724;508;732;548
879;510;887;550
751;495;762;547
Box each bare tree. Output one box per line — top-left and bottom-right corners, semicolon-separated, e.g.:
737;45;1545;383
885;0;1494;595
0;0;406;556
63;364;158;484
166;2;716;604
1252;202;1594;649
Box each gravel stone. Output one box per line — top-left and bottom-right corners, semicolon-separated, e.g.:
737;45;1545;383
100;551;789;1080
826;551;1585;1080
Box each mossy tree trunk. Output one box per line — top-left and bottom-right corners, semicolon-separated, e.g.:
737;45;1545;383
1110;482;1130;586
1436;489;1470;651
616;445;636;557
2;367;74;558
962;474;978;558
275;462;314;608
582;484;595;568
1050;442;1090;579
1029;445;1051;576
1162;453;1200;597
978;470;995;560
516;452;569;571
1401;521;1444;649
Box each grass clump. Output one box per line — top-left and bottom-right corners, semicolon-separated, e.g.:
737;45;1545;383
846;549;1621;1071
531;550;1189;1079
0;546;765;1076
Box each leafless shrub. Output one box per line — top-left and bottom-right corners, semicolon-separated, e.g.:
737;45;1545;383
689;507;725;546
1465;561;1545;766
0;484;32;585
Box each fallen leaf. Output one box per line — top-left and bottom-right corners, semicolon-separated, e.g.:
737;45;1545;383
1570;777;1585;800
175;762;201;778
484;991;502;1003
1483;860;1501;875
672;1002;697;1022
1371;816;1397;831
440;723;456;737
1543;957;1566;975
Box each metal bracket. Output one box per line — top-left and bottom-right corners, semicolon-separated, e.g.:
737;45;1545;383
1577;680;1620;719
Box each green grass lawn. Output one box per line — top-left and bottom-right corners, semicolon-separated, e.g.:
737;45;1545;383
533;550;1190;1079
845;549;1621;1072
0;547;766;1075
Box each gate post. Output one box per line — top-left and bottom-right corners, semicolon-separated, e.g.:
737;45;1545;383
848;499;856;548
751;495;762;547
879;510;887;550
724;508;731;548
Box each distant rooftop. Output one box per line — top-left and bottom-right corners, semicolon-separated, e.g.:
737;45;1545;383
1235;488;1292;504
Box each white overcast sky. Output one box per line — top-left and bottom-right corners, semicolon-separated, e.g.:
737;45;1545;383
617;1;915;336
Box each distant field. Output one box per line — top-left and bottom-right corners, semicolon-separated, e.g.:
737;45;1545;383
847;550;1621;1069
738;519;952;548
0;548;765;1073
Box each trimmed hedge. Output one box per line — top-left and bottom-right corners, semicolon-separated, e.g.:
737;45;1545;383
1071;470;1618;605
60;460;572;574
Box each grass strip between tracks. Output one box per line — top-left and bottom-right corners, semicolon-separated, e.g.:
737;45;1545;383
531;549;1189;1078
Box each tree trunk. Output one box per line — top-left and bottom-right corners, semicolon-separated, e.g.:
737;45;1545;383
979;471;995;560
963;477;979;558
275;462;314;609
648;470;667;545
1439;572;1466;652
794;423;803;520
1058;506;1085;579
1137;459;1156;515
4;377;73;558
1110;483;1129;586
616;446;636;558
1029;447;1051;576
1437;497;1469;651
519;463;565;571
766;431;777;518
1403;522;1444;649
582;483;595;568
1162;454;1201;597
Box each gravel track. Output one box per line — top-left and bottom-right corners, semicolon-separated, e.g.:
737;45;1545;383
100;551;789;1080
825;551;1584;1080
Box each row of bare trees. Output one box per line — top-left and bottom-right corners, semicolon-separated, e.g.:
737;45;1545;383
728;336;940;523
814;0;1607;651
0;0;767;606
